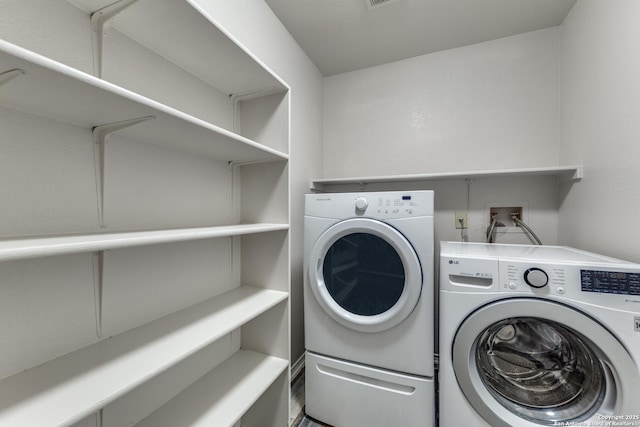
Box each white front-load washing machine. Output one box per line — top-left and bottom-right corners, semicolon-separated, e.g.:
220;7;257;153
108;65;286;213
304;191;435;427
439;241;640;427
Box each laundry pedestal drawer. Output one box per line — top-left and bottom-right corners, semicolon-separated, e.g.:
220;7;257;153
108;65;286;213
305;352;435;427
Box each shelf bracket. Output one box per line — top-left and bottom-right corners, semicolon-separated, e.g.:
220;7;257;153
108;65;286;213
93;116;155;228
557;166;583;183
90;0;139;78
0;68;25;87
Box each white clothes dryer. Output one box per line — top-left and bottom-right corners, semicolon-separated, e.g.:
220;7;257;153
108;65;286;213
304;191;435;427
439;242;640;427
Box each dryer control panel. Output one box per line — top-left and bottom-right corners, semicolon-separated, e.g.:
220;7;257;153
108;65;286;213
305;191;434;219
371;194;423;217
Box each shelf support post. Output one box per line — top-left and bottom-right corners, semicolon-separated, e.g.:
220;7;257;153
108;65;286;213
0;68;25;87
230;88;282;134
91;0;139;78
93;116;155;228
92;251;105;339
227;159;281;225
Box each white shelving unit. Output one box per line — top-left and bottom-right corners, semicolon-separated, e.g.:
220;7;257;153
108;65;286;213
0;0;290;426
0;287;287;427
312;166;583;191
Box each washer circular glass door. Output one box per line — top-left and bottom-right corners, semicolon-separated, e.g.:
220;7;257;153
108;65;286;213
308;218;422;333
452;298;636;427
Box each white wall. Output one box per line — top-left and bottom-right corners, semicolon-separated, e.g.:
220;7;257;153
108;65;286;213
193;0;324;362
322;28;562;246
558;0;640;262
323;28;560;178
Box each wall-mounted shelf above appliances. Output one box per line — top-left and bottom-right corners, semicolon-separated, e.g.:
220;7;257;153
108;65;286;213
311;165;583;191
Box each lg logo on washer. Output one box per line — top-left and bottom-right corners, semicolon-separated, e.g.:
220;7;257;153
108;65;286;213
449;260;459;264
635;316;640;332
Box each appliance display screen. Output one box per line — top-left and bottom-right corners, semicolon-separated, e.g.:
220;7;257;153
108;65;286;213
581;270;640;295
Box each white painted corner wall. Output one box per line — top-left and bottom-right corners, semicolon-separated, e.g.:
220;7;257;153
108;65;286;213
559;0;640;263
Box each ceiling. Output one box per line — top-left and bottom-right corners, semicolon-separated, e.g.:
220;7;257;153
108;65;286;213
263;0;577;76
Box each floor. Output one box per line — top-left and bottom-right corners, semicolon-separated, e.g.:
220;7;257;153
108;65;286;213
290;367;332;427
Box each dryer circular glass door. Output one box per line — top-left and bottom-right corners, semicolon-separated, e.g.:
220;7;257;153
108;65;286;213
452;298;637;427
308;218;422;333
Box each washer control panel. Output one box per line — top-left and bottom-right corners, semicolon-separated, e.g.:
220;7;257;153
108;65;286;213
581;269;640;296
499;261;640;300
440;242;640;309
501;262;567;295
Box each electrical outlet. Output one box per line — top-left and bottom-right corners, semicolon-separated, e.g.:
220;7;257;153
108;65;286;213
455;211;468;229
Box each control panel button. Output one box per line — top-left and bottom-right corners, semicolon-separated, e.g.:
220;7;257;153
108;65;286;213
557;286;566;295
524;268;549;288
508;282;518;290
355;197;369;212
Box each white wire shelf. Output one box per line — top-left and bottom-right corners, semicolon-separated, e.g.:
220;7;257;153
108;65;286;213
0;223;289;262
0;286;288;426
